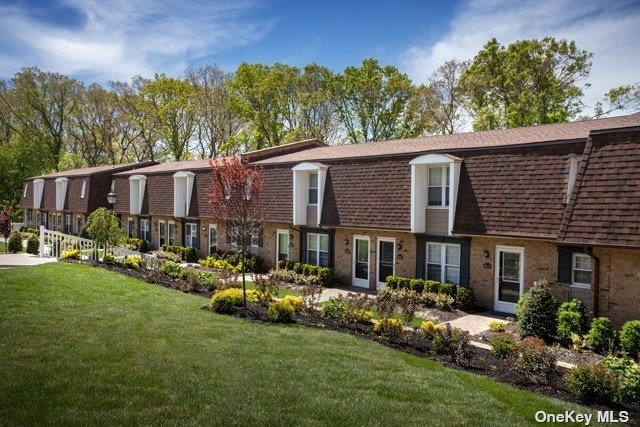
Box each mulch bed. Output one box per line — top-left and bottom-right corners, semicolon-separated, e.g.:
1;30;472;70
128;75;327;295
62;260;639;422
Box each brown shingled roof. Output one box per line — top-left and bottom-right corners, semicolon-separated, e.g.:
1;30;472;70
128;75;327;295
255;113;640;164
31;161;156;179
114;159;215;176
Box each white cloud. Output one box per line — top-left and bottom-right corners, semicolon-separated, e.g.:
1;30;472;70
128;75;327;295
401;0;640;115
0;0;273;82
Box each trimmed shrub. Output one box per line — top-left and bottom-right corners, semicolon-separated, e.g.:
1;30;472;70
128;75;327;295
60;249;80;260
320;298;346;319
419;320;443;339
372;318;403;339
410;278;425;293
292;262;303;274
183;269;218;292
281;295;304;312
161;261;185;279
508;337;556;385
155;250;182;262
124;255;144;270
557;299;586;347
490;333;518;359
7;232;22;253
162;244;197;262
397;277;411;290
455;286;475;309
103;253;116;264
516;280;559;341
619;320;640;360
268;301;295;323
433;324;465;355
26;235;39;255
277;260;287;269
424;280;441;294
565;364;618;404
317;267;334;287
210;288;244;313
386;275;399;289
489;320;506;333
586;317;615;354
601;356;640;403
439;283;455;297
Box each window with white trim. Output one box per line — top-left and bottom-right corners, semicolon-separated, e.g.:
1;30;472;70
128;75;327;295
80;180;87;198
426;242;460;284
23;184;28;198
140;218;150;242
307;233;329;267
184;222;197;249
427;166;450;207
308;172;318;205
208;224;217;255
65;213;72;234
572;254;592;288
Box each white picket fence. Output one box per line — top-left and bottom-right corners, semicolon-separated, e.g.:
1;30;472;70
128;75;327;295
38;226;161;268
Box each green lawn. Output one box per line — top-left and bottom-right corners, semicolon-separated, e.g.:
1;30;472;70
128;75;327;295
0;263;598;425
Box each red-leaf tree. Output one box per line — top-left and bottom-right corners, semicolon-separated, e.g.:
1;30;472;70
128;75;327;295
208;156;266;306
0;206;13;253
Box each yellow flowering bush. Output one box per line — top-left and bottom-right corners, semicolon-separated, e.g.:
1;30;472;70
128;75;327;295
60;249;80;260
420;320;444;339
268;300;295;323
281;295;304;312
124;255;144;270
373;318;403;339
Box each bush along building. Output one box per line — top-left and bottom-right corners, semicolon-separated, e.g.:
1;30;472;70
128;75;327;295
20;114;640;326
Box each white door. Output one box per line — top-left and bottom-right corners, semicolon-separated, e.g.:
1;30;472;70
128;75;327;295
352;236;370;288
276;230;289;262
376;238;396;289
494;246;524;314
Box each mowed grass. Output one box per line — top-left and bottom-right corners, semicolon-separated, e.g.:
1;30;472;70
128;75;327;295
0;263;597;426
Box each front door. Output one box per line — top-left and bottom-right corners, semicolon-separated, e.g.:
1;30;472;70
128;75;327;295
352;236;370;288
377;238;395;289
494;246;524;314
159;221;167;247
277;230;289;262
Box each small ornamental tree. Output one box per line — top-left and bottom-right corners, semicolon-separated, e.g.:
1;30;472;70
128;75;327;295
209;156;265;306
86;208;125;258
0;206;13;253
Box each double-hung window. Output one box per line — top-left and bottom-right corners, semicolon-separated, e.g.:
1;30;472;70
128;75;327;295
427;166;450;207
185;222;197;249
572;254;592;288
308;172;318;205
307;233;329;267
426;242;460;284
140;219;150;242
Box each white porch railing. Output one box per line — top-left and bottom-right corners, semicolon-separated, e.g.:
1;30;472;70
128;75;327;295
38;226;161;268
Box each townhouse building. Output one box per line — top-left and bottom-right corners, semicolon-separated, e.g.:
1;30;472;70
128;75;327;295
19;114;640;326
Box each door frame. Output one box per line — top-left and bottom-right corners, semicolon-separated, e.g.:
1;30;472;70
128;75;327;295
494;245;525;314
376;237;396;289
352;235;370;288
276;229;290;263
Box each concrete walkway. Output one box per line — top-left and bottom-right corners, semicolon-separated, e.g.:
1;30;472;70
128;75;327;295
443;312;509;336
0;253;57;267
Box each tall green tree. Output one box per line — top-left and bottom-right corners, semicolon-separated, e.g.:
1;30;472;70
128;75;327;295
139;74;197;161
295;64;341;144
426;59;470;134
333;58;424;143
461;37;592;130
592;82;640;118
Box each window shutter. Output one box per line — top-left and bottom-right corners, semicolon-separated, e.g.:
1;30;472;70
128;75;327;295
557;247;574;283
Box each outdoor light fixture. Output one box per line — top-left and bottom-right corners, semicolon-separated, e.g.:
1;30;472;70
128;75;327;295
397;243;402;251
345;239;349;245
483;249;490;259
106;191;117;208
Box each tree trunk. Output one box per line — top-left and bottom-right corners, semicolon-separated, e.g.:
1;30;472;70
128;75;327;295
241;246;247;307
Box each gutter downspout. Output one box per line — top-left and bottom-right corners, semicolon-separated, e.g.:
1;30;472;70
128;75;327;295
585;247;600;317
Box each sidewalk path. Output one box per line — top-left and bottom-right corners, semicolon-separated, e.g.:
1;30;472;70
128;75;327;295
0;253;57;267
443;313;509;336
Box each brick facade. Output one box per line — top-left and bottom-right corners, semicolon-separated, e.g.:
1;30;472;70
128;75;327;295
594;247;640;327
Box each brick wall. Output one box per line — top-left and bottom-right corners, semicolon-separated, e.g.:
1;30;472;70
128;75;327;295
468;237;560;311
261;223;301;269
594;247;640;327
333;228;416;289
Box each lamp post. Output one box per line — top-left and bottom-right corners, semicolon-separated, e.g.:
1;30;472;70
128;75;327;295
107;191;117;211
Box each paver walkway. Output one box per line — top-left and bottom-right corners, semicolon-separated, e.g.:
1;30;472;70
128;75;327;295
0;253;57;267
443;312;509;335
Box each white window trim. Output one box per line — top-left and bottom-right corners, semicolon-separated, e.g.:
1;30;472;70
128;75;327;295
307;232;329;267
55;177;68;211
276;229;290;262
173;171;195;217
426;242;461;285
426;165;450;209
308;172;318;206
159;220;167;247
33;179;44;209
80;180;87;199
376;237;396;289
185;222;198;249
571;253;592;289
140;218;150;242
352;235;370;288
128;175;147;215
292;162;328;226
23;183;28;198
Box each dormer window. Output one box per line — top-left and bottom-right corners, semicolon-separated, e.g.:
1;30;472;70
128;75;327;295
173;171;195;218
566;156;579;203
308;172;318;205
23;184;28;198
33;179;44;209
292;162;328;226
129;175;147;215
427;166;450;207
80;180;87;198
55;177;68;211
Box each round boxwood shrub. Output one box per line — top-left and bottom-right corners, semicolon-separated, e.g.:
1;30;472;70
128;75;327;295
490;333;518;359
419;320;443;339
210;288;244;314
619;320;640;360
281;295;304;312
7;231;22;253
455;286;475;309
565;364;618;404
557;299;586;347
268;300;295;323
516;280;559;341
372;318;403;339
26;235;39;255
586;317;615;355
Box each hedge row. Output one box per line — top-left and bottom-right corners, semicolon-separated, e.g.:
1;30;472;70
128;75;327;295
161;244;197;263
276;259;334;287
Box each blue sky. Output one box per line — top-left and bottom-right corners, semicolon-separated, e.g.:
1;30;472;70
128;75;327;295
1;0;639;113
